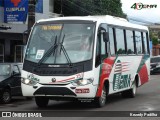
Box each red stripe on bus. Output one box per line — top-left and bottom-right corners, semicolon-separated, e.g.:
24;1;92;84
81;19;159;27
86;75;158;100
138;64;148;85
58;77;75;82
96;57;116;97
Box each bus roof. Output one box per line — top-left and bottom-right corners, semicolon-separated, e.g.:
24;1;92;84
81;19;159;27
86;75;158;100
37;15;148;31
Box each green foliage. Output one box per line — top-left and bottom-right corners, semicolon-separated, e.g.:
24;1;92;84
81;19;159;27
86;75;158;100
54;0;126;18
158;31;160;39
149;30;154;39
152;37;159;45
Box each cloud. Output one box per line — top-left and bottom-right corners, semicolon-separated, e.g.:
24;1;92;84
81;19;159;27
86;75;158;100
121;0;160;23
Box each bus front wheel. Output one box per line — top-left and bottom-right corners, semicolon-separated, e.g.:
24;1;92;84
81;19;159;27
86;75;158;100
94;86;107;108
35;97;49;108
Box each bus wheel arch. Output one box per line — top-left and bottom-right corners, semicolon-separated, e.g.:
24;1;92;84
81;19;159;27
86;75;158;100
104;80;109;95
135;74;140;87
94;79;109;108
121;76;138;98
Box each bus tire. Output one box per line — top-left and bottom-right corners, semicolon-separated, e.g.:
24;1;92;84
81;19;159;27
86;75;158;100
0;89;12;104
94;85;107;108
35;97;49;108
121;80;137;98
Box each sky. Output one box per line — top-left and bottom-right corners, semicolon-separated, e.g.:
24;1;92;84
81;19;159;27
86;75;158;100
121;0;160;24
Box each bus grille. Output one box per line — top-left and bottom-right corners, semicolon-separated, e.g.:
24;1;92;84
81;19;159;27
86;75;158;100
33;87;77;96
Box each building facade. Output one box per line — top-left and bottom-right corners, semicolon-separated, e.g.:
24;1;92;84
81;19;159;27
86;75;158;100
147;24;160;56
0;0;59;62
152;45;160;56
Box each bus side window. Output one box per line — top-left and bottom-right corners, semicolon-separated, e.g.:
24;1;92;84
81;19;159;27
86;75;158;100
115;28;125;54
99;24;107;55
109;27;115;55
126;30;134;54
95;23;107;67
98;31;106;55
146;32;150;54
143;32;148;54
135;31;142;54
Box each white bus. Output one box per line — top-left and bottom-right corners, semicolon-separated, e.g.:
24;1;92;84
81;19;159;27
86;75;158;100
21;15;150;108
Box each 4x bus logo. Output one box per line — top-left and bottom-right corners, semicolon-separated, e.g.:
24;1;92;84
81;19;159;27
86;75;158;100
131;3;157;10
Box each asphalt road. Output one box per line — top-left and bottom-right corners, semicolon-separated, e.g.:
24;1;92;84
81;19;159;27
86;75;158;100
0;75;160;118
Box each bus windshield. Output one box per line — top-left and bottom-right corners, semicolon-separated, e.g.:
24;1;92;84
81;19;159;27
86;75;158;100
25;23;95;64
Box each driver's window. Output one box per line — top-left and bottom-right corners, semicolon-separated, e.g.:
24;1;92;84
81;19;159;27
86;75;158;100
98;24;107;55
13;65;20;74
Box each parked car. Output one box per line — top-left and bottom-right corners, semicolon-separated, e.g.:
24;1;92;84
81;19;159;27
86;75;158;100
151;65;160;75
150;56;160;75
0;63;24;103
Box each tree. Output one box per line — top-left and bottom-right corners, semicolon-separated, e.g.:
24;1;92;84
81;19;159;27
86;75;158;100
54;0;126;18
152;37;159;45
158;31;160;39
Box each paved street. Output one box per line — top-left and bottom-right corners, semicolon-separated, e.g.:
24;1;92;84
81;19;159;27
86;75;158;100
0;75;160;117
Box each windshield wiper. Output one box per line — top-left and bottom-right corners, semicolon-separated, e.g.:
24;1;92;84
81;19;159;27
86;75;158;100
59;34;72;66
37;35;72;67
38;36;58;65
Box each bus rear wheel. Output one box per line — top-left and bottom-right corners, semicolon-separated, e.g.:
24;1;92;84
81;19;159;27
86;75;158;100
35;97;49;108
94;86;107;108
121;80;137;98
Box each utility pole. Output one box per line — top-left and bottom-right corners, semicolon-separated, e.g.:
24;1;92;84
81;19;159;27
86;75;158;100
24;0;36;44
28;0;36;31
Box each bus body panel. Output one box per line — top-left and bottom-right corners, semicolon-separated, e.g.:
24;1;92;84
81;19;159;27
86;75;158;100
96;55;150;97
21;16;150;103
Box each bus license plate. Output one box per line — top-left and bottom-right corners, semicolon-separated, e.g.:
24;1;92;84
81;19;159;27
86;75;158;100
75;88;90;93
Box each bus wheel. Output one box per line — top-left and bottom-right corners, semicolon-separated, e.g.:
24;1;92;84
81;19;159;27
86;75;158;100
94;86;107;108
35;97;49;108
0;89;12;104
121;80;137;98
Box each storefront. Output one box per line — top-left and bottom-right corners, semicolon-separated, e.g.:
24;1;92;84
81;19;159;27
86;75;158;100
0;0;59;62
0;29;25;62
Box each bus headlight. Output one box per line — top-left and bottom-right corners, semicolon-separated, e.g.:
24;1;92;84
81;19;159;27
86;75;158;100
72;78;94;86
21;78;39;86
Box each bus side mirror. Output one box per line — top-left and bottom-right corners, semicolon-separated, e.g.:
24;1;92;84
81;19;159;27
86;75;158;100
23;28;32;45
103;32;109;42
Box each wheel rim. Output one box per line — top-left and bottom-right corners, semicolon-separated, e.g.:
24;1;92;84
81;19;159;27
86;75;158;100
2;91;10;103
100;88;106;104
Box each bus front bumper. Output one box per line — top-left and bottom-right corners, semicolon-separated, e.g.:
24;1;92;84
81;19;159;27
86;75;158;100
21;83;98;98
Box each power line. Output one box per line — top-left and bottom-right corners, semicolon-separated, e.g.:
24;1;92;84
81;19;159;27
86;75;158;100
56;1;78;15
127;16;155;25
66;0;94;14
